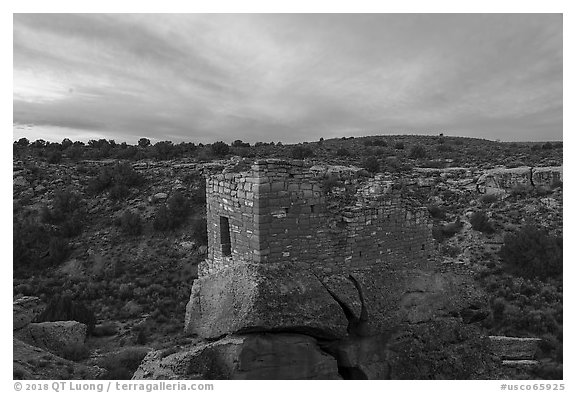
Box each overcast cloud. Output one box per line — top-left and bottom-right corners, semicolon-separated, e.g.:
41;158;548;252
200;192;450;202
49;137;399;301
13;13;562;143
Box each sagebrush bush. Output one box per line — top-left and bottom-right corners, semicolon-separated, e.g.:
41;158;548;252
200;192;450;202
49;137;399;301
479;194;498;205
120;211;143;236
409;144;427;159
291;145;314;159
336;148;351;157
211;141;229;157
361;156;379;173
470;211;495;234
48;237;68;265
432;221;463;242
87;162;144;198
60;343;90;361
322;175;342;193
191;218;208;245
153;192;191;231
427;204;446;220
500;225;562;279
37;294;97;333
47;151;62;164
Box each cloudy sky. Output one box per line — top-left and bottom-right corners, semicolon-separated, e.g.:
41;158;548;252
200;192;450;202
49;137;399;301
13;13;562;144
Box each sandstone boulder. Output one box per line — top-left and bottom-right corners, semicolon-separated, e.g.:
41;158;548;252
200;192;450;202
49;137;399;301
13;296;45;330
133;333;340;380
185;262;348;339
15;321;87;355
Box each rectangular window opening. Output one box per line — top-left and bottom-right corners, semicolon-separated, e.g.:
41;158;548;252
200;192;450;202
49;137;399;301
220;216;232;257
310;204;316;213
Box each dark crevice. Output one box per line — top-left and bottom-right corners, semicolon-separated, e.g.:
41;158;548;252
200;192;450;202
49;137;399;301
338;366;368;380
312;273;370;337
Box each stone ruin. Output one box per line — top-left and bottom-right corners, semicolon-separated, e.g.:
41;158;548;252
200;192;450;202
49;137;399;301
202;159;433;275
183;159;471;341
163;159;489;379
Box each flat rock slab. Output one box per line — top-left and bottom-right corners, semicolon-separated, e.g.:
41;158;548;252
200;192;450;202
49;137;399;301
185;262;348;339
15;321;87;355
133;333;340;380
489;336;542;360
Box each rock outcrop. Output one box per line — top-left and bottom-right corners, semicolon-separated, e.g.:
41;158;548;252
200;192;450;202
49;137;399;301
134;334;340;380
13;296;45;330
13;338;103;380
15;321;87;355
489;336;542;360
184;262;349;339
476;166;562;194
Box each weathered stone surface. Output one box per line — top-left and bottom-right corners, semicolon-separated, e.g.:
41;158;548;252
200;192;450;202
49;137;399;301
13;296;45;330
152;192;168;202
489;336;542;360
13;176;30;188
185;262;348;339
13;338;104;380
15;321;87;355
325;334;393;379
322;268;487;335
477;167;532;194
133;334;340;380
532;166;562;187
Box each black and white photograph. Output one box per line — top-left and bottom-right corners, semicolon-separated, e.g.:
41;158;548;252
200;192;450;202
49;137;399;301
11;10;565;384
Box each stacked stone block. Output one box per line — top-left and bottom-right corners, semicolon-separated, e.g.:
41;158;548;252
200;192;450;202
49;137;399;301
202;159;433;276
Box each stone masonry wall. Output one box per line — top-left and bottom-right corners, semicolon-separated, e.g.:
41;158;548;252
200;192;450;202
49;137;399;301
202;159;433;276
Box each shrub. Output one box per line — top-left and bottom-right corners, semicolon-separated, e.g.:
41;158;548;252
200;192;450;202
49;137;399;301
138;138;150;147
109;184;130;200
394;141;405;150
440;244;460;258
211;141;229;157
87;162;144;198
432;221;463;242
120;211;143;236
409;144;427;159
291;145;314;159
41;190;83;225
37;295;97;333
48;237;68;265
427;204;446;220
361;156;379;173
60;343;90;361
47;151;62;164
40;190;84;238
470;211;495;234
322;175;342;193
191;218;208;245
499;225;562;279
13;218;52;274
437;144;454;152
153;192;191;231
153;205;172;231
479;194;498;205
92;322;119;337
336;148;351;157
372;139;387;147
